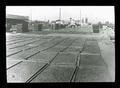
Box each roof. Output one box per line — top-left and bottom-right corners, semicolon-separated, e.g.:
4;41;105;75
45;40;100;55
6;14;29;20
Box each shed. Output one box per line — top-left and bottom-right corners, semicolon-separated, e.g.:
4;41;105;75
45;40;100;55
6;14;29;32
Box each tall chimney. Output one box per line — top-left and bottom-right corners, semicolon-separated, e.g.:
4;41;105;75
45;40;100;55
59;8;61;20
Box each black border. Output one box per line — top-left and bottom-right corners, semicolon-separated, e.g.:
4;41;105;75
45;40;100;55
1;0;120;88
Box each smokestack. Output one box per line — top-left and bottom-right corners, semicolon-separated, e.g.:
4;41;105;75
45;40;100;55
59;8;61;20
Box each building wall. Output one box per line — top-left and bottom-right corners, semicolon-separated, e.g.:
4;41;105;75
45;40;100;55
6;18;28;32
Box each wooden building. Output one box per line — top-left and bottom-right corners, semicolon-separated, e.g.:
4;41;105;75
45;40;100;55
28;21;50;31
6;14;29;32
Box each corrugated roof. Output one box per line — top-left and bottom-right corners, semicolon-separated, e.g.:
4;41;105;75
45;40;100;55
6;14;29;20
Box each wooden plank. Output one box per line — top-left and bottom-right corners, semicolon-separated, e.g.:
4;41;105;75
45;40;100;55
70;38;85;47
7;38;41;49
80;54;106;67
6;36;51;44
6;35;24;41
6;60;22;69
31;65;76;82
63;46;82;53
51;52;78;65
7;46;45;60
82;40;100;54
6;35;37;42
28;51;58;63
6;37;56;56
58;38;74;46
7;37;66;59
6;37;34;45
39;37;66;50
75;66;112;82
7;61;47;82
7;38;51;51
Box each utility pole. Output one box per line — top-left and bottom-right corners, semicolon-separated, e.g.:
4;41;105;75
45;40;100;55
31;8;32;21
30;8;33;32
80;9;82;29
80;10;81;24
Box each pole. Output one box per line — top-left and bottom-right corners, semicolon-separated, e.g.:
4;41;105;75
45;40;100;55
31;8;33;31
80;9;81;29
59;8;61;20
80;10;81;24
30;8;32;21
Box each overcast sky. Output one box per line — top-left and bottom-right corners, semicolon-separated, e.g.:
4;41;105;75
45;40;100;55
6;6;115;23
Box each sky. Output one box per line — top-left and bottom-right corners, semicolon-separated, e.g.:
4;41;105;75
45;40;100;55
6;6;115;24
